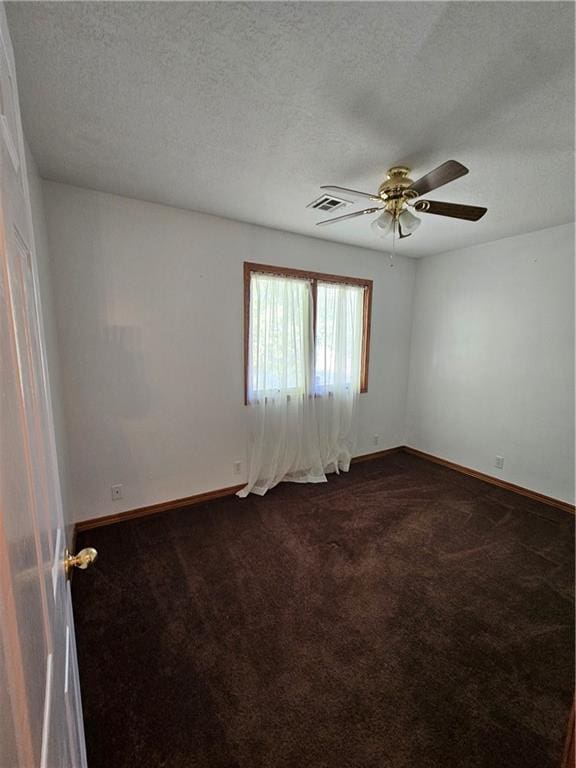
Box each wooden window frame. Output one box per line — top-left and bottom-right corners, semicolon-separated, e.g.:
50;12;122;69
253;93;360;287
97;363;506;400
243;261;373;405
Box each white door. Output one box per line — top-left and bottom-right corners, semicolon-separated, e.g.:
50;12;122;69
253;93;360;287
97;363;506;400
0;5;89;767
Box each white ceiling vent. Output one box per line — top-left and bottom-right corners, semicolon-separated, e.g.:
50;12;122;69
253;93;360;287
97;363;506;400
306;194;350;213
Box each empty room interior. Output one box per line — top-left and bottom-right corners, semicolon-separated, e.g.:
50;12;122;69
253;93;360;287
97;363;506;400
0;2;574;767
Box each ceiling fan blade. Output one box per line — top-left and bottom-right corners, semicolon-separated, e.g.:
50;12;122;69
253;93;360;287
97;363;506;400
414;200;487;221
410;160;469;197
316;207;383;226
320;185;380;201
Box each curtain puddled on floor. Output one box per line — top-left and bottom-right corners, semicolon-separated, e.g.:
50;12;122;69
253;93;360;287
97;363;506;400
237;272;364;497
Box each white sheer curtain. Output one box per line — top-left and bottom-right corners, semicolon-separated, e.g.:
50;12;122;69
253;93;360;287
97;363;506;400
237;272;364;497
314;281;364;475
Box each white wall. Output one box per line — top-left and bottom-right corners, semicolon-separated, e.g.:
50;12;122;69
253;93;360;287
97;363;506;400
42;181;417;522
26;146;72;536
406;223;575;504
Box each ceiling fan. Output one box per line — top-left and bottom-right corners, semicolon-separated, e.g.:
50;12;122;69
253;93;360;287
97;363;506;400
316;160;487;239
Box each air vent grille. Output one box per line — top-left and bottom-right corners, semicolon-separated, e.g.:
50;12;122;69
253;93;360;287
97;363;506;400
307;195;349;212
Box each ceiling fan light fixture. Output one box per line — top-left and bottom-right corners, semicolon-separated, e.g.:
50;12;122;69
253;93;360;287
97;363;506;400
371;210;394;237
398;208;421;234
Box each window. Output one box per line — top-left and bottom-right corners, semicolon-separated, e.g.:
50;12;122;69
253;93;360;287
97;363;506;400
244;262;372;403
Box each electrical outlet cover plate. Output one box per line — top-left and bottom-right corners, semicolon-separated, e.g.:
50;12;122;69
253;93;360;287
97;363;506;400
495;456;504;469
111;484;123;500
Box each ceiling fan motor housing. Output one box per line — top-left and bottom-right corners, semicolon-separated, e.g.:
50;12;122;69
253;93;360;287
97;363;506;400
379;166;418;216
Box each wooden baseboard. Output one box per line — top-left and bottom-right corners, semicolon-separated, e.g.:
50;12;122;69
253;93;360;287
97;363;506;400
351;446;403;464
75;483;246;532
74;443;573;533
402;446;575;515
75;448;404;533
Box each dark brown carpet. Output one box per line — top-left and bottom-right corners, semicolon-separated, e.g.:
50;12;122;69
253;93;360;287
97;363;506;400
73;452;574;768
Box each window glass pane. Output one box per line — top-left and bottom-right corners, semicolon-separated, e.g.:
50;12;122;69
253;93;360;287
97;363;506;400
249;273;311;397
315;282;364;391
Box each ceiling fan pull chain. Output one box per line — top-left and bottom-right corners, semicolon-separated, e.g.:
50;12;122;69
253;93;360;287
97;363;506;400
389;221;396;267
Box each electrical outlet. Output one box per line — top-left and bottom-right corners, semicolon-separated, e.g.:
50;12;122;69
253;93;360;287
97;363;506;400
373;434;379;446
233;461;242;475
494;456;504;470
111;484;123;500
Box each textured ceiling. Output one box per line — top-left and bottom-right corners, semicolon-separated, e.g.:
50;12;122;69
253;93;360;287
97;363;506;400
6;1;575;257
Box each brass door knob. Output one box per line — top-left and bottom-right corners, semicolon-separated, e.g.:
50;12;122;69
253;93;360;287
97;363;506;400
64;547;98;579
